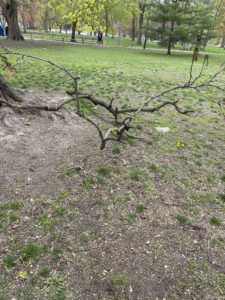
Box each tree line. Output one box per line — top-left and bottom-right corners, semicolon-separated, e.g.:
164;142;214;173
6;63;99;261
0;0;225;53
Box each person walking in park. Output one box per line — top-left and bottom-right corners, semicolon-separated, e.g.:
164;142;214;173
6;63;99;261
97;30;103;45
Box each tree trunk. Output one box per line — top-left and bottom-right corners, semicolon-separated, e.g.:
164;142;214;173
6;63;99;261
137;2;146;45
0;76;23;102
221;32;225;48
21;13;27;34
22;20;27;33
160;21;166;43
71;22;76;42
105;10;109;37
1;0;24;41
43;10;49;32
143;36;147;50
131;15;136;41
167;20;175;55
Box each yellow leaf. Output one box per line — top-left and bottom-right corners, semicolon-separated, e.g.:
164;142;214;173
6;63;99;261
18;271;28;279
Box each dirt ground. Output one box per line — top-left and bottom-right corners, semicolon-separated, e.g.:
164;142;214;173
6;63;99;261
0;92;225;300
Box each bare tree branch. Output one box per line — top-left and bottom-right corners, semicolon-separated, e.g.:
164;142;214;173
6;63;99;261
0;39;224;149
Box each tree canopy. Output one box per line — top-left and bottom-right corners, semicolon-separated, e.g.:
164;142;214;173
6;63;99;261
0;0;224;49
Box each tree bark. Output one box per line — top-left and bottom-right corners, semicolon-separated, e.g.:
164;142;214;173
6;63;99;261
137;1;146;45
71;22;76;42
143;36;147;50
105;10;109;37
0;76;23;102
167;20;175;55
221;32;225;48
131;15;136;42
21;12;27;34
1;0;24;41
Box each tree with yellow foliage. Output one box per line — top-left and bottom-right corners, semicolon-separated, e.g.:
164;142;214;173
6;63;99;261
49;0;105;41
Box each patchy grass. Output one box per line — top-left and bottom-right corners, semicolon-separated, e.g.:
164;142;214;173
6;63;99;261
20;243;48;263
210;216;222;226
176;214;189;225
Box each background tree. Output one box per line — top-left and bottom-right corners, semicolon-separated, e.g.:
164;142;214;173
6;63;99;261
102;0;137;37
150;0;196;54
49;0;105;42
215;0;225;47
0;0;24;40
137;0;150;45
18;0;39;33
191;0;217;48
149;0;217;54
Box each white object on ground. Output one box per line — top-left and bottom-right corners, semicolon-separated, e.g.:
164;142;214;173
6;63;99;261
155;127;170;133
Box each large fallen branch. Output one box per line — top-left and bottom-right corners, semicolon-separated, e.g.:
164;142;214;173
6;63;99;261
0;38;224;149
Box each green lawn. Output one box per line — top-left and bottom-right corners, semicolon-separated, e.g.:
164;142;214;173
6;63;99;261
2;40;225;103
1;41;225;299
23;30;225;53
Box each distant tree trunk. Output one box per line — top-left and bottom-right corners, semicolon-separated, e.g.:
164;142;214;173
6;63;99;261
131;15;136;41
43;11;49;32
137;2;146;45
71;22;76;42
105;10;109;37
167;20;175;55
21;12;27;34
160;21;166;43
22;19;27;33
221;32;225;48
1;0;24;41
143;36;147;49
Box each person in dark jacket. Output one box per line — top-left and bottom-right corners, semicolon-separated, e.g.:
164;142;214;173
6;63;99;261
97;31;103;45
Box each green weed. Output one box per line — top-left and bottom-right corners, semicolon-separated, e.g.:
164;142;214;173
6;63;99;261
136;203;146;213
96;167;111;177
149;164;158;172
176;214;188;225
3;255;16;268
127;212;137;222
20;243;48;262
130;168;145;181
112;146;121;155
37;214;53;230
79;234;89;245
42;270;66;300
9;212;19;222
52;247;63;262
0;200;20;210
110;274;131;291
210;216;222;226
